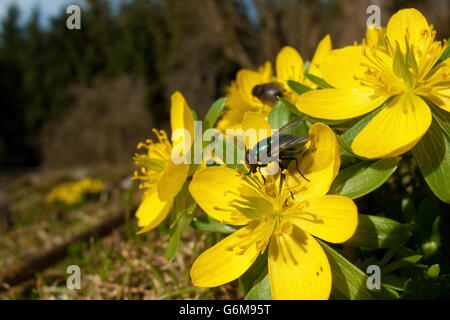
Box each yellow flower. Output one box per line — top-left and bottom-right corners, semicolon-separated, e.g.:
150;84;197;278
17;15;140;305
188;115;357;300
45;178;105;205
297;9;449;158
133;91;194;234
218;35;332;130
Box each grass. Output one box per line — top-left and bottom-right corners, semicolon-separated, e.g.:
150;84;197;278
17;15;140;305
0;165;240;300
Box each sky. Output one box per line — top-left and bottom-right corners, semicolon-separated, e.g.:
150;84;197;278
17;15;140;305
0;0;127;27
0;0;85;25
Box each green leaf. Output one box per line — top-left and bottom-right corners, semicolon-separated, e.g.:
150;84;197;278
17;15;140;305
431;104;450;140
412;120;450;203
304;73;333;88
191;215;239;234
268;102;290;129
239;252;268;295
329;157;400;199
320;241;398;300
382;255;423;275
277;97;302;116
344;215;411;249
165;213;191;261
244;274;272;300
401;275;450;300
319;241;375;299
427;264;440;277
204;97;227;130
382;274;408;291
287;80;312;95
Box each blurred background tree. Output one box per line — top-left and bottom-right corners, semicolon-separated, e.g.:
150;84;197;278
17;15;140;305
0;0;448;168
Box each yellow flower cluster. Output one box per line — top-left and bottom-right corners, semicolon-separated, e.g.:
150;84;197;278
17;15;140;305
133;9;449;300
45;178;105;205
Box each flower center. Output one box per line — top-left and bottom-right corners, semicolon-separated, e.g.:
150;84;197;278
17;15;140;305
358;28;447;96
132;129;173;190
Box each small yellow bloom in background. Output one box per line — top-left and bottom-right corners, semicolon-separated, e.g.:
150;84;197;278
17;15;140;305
218;35;332;130
297;9;449;159
133;91;194;234
45;177;105;205
189;115;357;300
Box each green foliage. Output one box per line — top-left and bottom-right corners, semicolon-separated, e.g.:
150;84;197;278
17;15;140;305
239;252;268;296
277;97;302;117
401;275;450;299
166;181;196;260
268;102;290;129
304;73;333;88
345;215;411;249
329;157;400;199
244;274;272;300
191;215;239;234
412;117;450;204
287;80;312;95
203;97;227;130
319;241;397;300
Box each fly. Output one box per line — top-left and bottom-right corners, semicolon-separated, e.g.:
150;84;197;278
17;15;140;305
245;115;311;188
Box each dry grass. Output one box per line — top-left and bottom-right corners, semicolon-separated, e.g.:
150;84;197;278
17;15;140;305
0;166;240;300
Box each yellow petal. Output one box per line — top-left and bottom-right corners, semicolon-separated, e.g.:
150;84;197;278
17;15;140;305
237;69;269;106
276;46;305;87
170;91;194;147
386;8;430;53
191;220;275;287
288;195;358;243
365;26;386;48
258;60;273;80
352;93;432;158
136;190;173;234
288;123;340;199
189;166;259;225
242;111;273;149
319;45;366;88
156;162;189;201
434;88;450;112
217;84;257;130
268;226;331;299
297;87;387;120
310;34;332;76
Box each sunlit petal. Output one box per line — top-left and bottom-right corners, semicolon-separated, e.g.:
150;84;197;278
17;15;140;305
136;190;173;234
352;93;432;158
156;162;189;201
288;123;340;199
191;220;275;287
319;45;366;88
189;166;268;225
288;195;358;243
268;226;331;300
297;87;387;120
386;8;430;53
170;91;194;147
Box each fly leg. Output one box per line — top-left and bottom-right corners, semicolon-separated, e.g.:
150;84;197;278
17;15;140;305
257;165;268;184
280;156;310;182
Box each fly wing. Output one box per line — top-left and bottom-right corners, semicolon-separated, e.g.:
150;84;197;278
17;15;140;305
276;115;308;136
270;115;307;143
269;134;311;156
